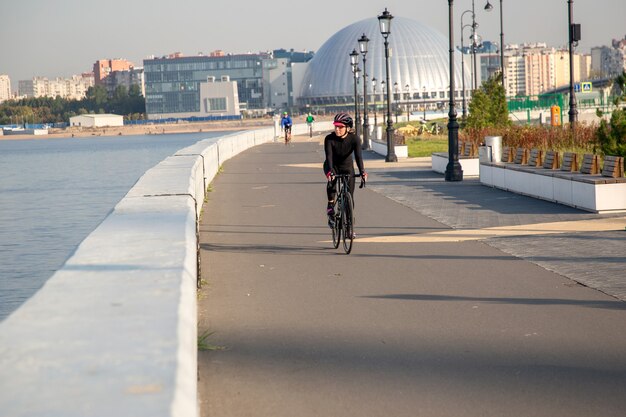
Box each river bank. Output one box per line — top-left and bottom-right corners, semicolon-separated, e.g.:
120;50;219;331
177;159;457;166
0;118;278;141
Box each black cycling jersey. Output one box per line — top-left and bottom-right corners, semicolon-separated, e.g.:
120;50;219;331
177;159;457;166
323;131;364;175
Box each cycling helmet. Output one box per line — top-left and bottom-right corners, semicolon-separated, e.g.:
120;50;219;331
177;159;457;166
283;111;288;115
333;112;353;128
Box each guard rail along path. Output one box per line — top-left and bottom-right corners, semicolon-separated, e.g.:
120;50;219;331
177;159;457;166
0;121;331;417
480;145;626;213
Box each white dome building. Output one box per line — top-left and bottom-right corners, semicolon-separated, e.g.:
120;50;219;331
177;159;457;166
298;16;470;108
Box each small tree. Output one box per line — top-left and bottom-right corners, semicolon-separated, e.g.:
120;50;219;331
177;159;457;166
466;72;510;130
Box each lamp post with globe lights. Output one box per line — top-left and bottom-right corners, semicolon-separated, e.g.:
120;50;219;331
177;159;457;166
358;34;370;150
378;8;397;162
349;49;361;137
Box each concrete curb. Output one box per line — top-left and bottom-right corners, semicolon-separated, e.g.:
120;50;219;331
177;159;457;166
0;125;277;416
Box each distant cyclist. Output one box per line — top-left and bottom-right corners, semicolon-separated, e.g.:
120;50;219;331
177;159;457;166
323;112;367;224
280;111;293;144
306;113;315;137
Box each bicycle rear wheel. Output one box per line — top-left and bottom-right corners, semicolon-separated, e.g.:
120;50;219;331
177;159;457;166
341;192;354;254
331;201;341;249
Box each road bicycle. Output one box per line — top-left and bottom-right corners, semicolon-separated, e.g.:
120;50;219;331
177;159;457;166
284;125;292;144
307;122;314;138
330;173;365;254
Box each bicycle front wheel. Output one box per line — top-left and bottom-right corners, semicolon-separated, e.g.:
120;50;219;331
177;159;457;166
331;200;341;248
341;192;354;254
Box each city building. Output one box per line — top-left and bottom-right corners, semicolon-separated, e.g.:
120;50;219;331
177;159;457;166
591;36;626;78
93;59;133;84
144;52;265;118
297;16;470;113
143;50;313;119
0;75;11;103
17;74;94;99
93;59;144;97
487;43;591;97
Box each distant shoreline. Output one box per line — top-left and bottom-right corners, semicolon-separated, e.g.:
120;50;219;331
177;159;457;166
0;118;278;141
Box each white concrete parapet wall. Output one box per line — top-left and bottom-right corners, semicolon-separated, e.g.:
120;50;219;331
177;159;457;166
0;127;274;417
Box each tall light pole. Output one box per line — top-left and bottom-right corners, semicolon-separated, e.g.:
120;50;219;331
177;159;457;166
568;0;580;128
471;0;478;90
461;19;473;121
372;77;378;130
358;34;370;150
349;49;361;137
446;0;463;181
378;8;397;163
485;0;505;91
422;86;426;120
393;82;399;123
461;10;476;122
404;84;410;121
381;80;386;126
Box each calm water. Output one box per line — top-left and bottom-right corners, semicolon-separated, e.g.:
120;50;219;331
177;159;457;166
0;132;225;321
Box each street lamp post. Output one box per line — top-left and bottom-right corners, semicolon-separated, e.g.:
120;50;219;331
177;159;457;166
349;49;361;137
446;0;463;181
358;34;370;150
393;82;399;123
471;0;478;90
372;77;378;131
460;13;473;121
485;0;505;91
567;0;580;128
381;80;386;126
422;86;427;120
404;84;410;121
378;8;397;163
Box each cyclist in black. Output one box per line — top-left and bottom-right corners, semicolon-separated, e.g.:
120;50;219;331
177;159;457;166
324;112;367;225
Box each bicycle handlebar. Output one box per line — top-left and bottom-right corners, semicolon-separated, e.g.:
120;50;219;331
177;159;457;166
332;173;366;189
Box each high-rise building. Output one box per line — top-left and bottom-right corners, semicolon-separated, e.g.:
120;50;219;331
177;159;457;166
93;59;144;97
93;59;134;84
0;75;11;102
591;40;626;78
500;44;590;96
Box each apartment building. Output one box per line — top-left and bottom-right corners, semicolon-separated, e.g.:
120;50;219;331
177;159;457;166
17;74;95;99
93;59;144;97
591;36;626;78
93;59;134;84
500;44;590;97
0;75;11;102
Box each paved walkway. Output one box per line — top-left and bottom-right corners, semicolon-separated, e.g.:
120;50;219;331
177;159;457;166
197;134;626;417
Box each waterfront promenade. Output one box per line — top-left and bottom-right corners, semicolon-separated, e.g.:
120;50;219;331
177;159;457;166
197;134;626;416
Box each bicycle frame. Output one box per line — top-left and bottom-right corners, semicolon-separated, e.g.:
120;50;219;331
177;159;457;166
331;173;363;254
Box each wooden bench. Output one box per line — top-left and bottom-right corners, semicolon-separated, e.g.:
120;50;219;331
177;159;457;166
501;146;514;163
602;155;625;178
513;148;528;165
542;150;560;169
463;142;476;157
580;154;600;175
561;152;578;172
527;149;543;167
480;151;626;212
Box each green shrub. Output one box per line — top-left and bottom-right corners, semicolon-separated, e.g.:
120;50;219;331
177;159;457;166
596;109;626;157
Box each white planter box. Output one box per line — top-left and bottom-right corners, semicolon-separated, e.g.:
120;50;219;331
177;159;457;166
371;139;408;159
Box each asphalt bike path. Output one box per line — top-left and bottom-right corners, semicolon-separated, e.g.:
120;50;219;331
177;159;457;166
197;135;626;417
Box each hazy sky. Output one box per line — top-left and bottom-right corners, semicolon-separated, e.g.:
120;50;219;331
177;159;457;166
1;0;624;86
